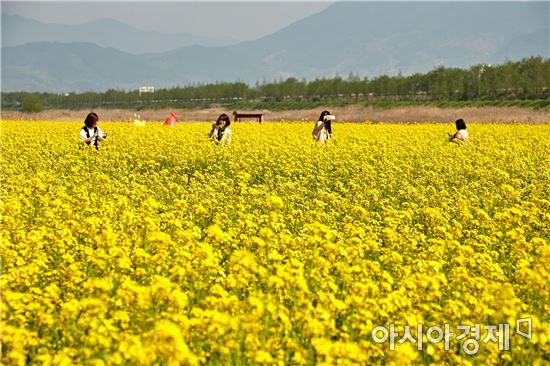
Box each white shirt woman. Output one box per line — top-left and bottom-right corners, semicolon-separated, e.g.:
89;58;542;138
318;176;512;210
80;112;108;149
449;129;469;144
448;119;469;145
313;120;329;143
312;110;333;144
80;126;108;147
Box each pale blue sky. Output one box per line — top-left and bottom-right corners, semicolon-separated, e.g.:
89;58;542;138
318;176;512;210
2;1;334;40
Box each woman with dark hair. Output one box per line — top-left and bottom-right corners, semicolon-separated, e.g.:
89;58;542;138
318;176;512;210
448;118;469;145
209;113;228;141
80;112;108;149
312;110;333;143
209;113;232;145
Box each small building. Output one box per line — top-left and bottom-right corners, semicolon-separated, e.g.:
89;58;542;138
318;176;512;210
139;86;155;96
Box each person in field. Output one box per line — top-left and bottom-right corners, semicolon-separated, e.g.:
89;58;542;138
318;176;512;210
80;112;108;150
212;113;232;145
208;113;228;141
448;118;469;145
164;112;177;126
132;113;145;127
312;110;332;143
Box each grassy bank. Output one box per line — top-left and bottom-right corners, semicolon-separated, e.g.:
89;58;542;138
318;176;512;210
59;98;540;113
3;99;549;113
130;99;550;112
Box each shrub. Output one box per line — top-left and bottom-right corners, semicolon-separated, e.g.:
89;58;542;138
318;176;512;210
21;95;44;113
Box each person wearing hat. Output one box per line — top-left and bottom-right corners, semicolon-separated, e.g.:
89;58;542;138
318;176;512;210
216;113;232;146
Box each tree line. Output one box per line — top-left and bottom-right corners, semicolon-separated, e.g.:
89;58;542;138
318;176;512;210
2;56;548;112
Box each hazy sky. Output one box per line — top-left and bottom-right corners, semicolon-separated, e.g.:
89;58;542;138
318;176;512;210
2;1;334;40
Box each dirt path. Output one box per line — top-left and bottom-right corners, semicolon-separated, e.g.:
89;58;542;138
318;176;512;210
1;105;549;123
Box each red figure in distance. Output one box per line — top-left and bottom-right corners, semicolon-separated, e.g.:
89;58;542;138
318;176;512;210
164;112;177;126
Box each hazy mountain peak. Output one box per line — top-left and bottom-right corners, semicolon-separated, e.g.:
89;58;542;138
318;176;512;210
1;13;239;53
2;2;548;92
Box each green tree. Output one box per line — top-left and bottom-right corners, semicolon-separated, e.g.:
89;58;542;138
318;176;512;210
21;94;44;113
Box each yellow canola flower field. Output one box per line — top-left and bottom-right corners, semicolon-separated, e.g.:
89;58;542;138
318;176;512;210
1;120;549;365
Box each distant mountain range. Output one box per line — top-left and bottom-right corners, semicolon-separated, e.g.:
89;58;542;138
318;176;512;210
1;14;239;53
2;2;548;92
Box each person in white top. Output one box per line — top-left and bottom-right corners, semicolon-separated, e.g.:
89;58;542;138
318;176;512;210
448;118;469;145
79;112;108;150
215;114;232;146
312;110;332;143
209;113;227;141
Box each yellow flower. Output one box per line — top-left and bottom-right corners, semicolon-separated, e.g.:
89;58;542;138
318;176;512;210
267;195;284;210
1;121;549;364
